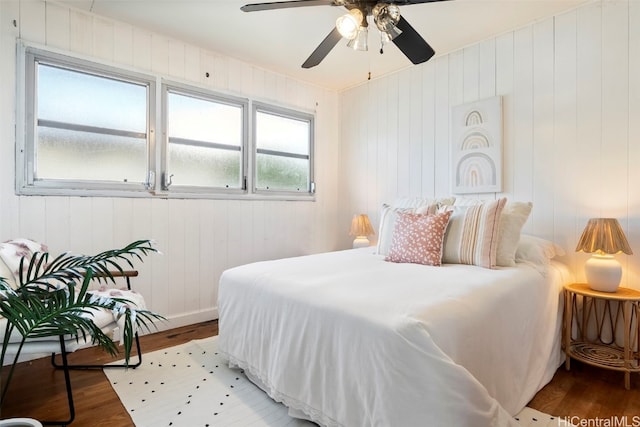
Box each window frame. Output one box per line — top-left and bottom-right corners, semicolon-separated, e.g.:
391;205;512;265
160;81;249;197
16;41;316;201
251;101;315;198
16;41;157;197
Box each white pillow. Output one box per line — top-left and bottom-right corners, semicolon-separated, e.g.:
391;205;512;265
515;234;565;266
376;204;438;255
496;201;533;267
392;197;455;209
0;258;16;290
0;238;48;289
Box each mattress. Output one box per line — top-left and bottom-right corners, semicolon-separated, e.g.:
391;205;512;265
218;247;571;427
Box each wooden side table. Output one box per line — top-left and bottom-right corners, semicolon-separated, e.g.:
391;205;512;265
563;283;640;389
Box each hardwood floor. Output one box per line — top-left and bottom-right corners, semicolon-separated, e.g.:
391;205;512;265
1;321;217;426
3;320;640;426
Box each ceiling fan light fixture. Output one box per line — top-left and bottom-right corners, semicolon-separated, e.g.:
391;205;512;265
336;8;364;40
347;26;368;51
373;3;401;32
382;25;402;42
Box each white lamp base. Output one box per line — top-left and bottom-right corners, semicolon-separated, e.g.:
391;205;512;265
352;236;370;249
585;254;622;292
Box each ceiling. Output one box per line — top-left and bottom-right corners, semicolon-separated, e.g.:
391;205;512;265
56;0;587;91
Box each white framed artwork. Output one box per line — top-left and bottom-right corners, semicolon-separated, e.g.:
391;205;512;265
451;96;503;194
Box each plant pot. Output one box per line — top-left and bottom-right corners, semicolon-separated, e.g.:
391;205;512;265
0;419;43;427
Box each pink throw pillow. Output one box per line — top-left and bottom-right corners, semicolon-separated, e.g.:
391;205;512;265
385;211;452;266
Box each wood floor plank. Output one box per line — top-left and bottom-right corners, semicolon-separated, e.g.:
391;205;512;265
3;319;640;425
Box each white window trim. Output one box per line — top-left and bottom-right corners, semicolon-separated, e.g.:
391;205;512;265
16;40;157;198
15;40;316;201
251;101;315;198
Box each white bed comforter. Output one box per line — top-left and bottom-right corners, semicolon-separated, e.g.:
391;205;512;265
218;248;570;427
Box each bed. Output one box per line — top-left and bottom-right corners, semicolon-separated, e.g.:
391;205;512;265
218;243;571;426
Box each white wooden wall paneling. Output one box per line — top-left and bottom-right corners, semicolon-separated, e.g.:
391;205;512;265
512;26;535;220
433;56;450;197
183;199;201;313
198;200;216;310
628;1;640;287
150;199;170;318
70;9;91;56
479;39;496;101
130;198;154;309
601;1;629;214
463;44;480;104
93;17;113;62
45;2;69;50
113;22;133;66
1;0;337;325
168;39;185;79
496;33;514;197
338;0;640;287
20;0;44;43
602;1;630;285
0;1;20;241
420;62;436;198
531;18;555;240
574;2;602;274
386;74;400;202
167;199;187;315
553;10;579;273
409;66;423;198
369;79;381;214
397;70;410;197
91;198;115;253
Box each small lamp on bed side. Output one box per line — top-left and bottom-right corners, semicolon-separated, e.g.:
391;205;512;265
350;214;375;248
575;218;633;292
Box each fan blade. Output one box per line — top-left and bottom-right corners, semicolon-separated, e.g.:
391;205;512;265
302;27;342;68
241;0;335;12
392;16;435;65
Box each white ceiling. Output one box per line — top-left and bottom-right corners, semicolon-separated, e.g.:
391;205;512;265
56;0;587;91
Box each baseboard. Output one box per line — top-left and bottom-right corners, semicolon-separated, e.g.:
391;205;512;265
6;308;219;365
112;307;219;341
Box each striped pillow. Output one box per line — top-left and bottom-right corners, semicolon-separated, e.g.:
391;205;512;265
442;198;507;269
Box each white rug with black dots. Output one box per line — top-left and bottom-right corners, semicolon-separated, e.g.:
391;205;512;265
105;337;570;427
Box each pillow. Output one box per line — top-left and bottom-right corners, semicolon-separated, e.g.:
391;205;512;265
496;201;533;267
441;197;507;269
452;197;489;206
385;210;452;266
0;238;48;289
376;204;438;255
392;197;456;209
515;234;565;266
0;258;15;290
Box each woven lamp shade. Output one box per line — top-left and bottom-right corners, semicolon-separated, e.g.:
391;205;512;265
349;214;375;237
575;218;633;255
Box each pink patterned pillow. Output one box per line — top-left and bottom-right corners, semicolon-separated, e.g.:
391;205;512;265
385;211;452;266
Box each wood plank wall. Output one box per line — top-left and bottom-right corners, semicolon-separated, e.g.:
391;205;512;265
338;0;640;288
0;0;341;330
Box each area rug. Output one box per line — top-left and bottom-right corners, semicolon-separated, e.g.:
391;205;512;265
105;337;566;427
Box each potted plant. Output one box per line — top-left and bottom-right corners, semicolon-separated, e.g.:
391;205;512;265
0;239;165;419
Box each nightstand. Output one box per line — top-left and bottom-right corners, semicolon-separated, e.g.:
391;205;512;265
563;283;640;389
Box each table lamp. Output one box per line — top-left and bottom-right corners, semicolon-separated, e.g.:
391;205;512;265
575;218;633;292
349;214;375;248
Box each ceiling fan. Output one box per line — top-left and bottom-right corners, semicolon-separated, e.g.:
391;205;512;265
240;0;448;69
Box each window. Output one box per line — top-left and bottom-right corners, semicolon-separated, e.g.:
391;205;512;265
163;85;247;192
253;103;314;194
17;42;314;200
19;44;155;194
